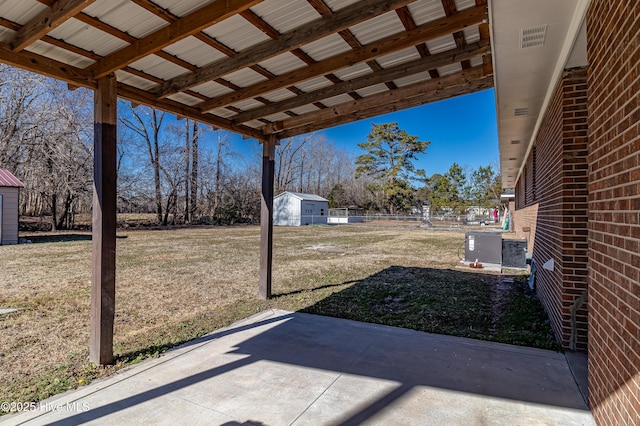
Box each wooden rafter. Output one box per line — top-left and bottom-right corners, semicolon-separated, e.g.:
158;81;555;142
0;39;264;140
11;0;95;52
307;0;398;91
264;64;492;134
277;75;493;138
155;0;414;99
88;0;263;79
118;84;265;140
198;5;486;112
233;40;489;124
0;41;95;88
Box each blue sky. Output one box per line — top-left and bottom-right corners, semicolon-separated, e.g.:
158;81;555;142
224;88;499;177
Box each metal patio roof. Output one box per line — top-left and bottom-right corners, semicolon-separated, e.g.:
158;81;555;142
0;0;493;142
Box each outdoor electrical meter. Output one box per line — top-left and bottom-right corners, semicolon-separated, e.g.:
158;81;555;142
465;231;502;265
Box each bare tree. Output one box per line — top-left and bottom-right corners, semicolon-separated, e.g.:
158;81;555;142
120;104;166;223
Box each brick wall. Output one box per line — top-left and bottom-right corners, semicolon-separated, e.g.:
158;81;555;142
512;68;589;351
587;0;640;424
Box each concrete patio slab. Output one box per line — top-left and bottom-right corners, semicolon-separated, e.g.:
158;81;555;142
1;309;594;426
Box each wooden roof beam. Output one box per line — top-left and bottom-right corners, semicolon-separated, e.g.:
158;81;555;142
264;64;492;135
88;0;263;80
232;40;489;124
0;41;95;88
11;0;95;52
198;4;487;112
118;84;266;141
155;0;415;99
275;75;494;139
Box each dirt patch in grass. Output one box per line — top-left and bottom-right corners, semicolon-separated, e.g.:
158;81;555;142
0;225;557;413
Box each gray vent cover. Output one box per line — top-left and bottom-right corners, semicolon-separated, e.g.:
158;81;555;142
521;25;547;49
514;107;529;116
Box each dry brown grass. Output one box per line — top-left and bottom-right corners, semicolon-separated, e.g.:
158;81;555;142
1;224;554;410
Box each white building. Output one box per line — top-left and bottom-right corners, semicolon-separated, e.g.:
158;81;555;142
273;192;328;226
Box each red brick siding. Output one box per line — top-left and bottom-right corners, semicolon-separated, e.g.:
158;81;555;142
587;0;640;424
512;68;589;351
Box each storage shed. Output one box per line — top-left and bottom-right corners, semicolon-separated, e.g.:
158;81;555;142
0;169;24;245
273;192;328;226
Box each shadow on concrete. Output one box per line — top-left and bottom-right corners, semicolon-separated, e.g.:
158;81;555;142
43;301;589;425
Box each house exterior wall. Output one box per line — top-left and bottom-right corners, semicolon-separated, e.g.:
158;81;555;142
0;186;20;245
586;0;640;424
512;67;589;351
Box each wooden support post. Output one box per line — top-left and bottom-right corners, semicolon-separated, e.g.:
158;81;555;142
259;135;277;300
90;74;117;365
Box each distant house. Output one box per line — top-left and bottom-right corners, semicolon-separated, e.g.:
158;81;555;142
273;191;328;226
0;169;24;245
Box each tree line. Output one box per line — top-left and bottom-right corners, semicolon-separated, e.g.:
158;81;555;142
1;67;500;230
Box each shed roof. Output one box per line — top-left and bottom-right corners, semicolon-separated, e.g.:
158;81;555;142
275;191;328;202
0;0;492;142
0;169;24;187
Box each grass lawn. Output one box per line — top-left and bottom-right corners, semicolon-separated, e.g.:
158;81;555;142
0;224;558;411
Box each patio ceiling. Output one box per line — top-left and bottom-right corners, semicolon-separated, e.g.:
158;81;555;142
489;0;590;189
0;0;492;142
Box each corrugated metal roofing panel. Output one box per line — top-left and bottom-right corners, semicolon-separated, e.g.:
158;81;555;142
294;76;333;92
355;83;389;98
244;119;266;128
251;0;320;34
166;92;203;106
289;104;320;115
437;62;463;76
261;88;296;103
0;0;47;26
115;70;159;91
332;63;372;81
408;0;446;25
349;11;404;45
469;56;484;67
224;67;268;88
191;81;234;98
128;55;189;80
204;15;270;53
162;36;227;68
393;71;432;87
48;18;128;57
152;0;215;17
84;0;167;39
463;25;481;44
277;191;328;202
258;52;306;76
322;93;354;107
0;27;15;44
208;108;236;119
323;0;360;13
376;47;421;68
0;169;24;187
230;98;266;111
426;34;457;54
455;0;477;12
300;33;351;62
262;112;292;122
25;41;94;69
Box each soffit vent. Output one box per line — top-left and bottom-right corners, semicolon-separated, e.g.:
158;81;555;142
514;107;529;116
521;25;547;49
